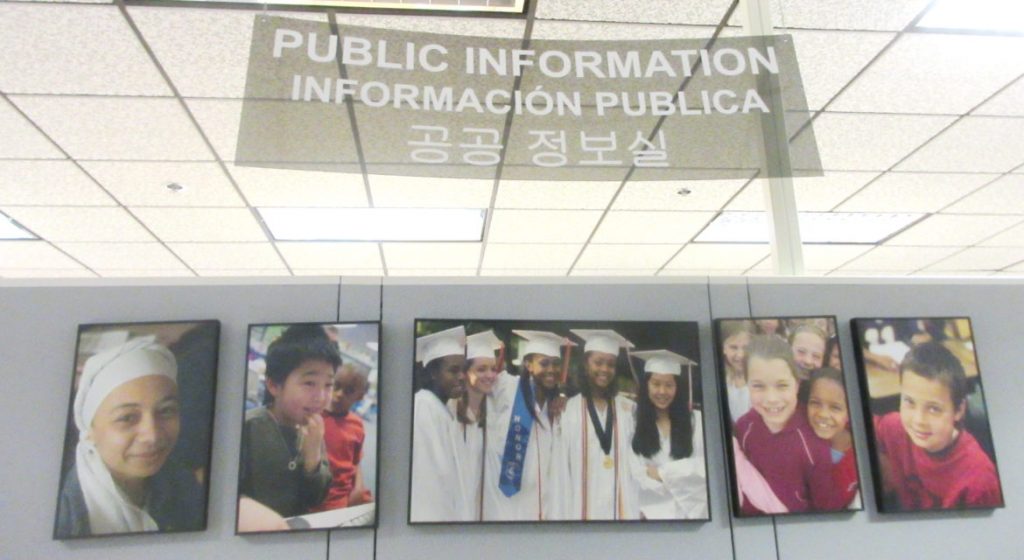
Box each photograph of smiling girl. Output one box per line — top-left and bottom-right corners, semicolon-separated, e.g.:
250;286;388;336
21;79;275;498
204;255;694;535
237;322;380;533
54;320;220;540
851;317;1004;513
410;319;707;524
714;316;863;518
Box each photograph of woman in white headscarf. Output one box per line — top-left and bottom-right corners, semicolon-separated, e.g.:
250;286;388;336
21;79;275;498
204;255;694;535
53;321;220;539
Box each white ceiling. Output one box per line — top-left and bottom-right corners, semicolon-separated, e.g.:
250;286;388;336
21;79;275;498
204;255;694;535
1;0;1023;279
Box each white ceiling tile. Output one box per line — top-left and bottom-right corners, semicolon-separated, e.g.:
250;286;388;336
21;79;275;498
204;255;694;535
57;242;186;270
193;268;288;277
481;268;568;277
828;269;911;277
531;20;716;41
1;267;94;278
925;247;1024;271
592;211;713;244
185;99;241;161
169;242;284;269
910;270;994;278
496;180;619;210
536;0;732;25
276;242;382;269
96;269;194;278
786;29;895;111
659;268;747;276
772;0;929;31
885;214;1022;246
573;244;678;269
571;268;659;277
831;34;1024;114
0;4;169;95
838;245;961;272
979;222;1024;247
369;176;492;208
837;172;997;212
12;96;213;161
810;112;955;171
487;210;602;243
388;268;479;277
613;179;748;211
337;13;525;37
382;242;481;269
801;244;874;270
293;268;383;276
897;117;1024;173
943;175;1024;215
0;240;86;268
228;166;367;207
3;206;154;242
726;172;877;211
0;161;114;206
481;243;582;269
664;243;768;270
975;78;1024;117
0;98;63;159
1008;260;1024;272
81;162;244;207
131;207;266;242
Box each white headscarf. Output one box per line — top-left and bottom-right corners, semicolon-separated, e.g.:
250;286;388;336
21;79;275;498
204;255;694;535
73;336;178;534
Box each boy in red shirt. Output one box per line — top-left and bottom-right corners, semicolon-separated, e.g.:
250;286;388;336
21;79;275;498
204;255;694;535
873;342;1003;511
312;364;373;512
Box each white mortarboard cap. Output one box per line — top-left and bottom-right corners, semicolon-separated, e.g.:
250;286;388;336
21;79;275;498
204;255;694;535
512;330;575;359
467;330;502;361
416;326;466;365
570;329;635;356
632;349;696;376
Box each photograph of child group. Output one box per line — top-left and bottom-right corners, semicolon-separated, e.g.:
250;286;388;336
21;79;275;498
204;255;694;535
716;317;862;517
236;322;379;533
410;320;708;523
54;321;220;539
852;317;1004;513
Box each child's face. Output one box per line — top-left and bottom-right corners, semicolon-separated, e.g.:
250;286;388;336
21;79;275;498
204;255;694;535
328;370;367;416
747;356;799;433
791;332;825;377
585;351;618;393
807;378;849;442
467;357;499;395
526;354;562;391
432;354;467;401
723;332;751;374
647;373;678;412
268;358;334;426
899;369;966;453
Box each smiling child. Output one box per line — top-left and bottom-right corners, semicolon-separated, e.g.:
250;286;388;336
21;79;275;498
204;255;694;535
806;367;859;509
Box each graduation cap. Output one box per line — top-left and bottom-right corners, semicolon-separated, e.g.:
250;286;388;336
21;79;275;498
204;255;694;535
570;329;635;355
467;330;503;361
512;330;575;359
416;325;466;366
633;349;699;408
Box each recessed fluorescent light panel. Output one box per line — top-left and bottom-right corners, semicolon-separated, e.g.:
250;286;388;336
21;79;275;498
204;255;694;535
917;0;1024;34
694;211;922;244
259;207;486;242
0;212;36;240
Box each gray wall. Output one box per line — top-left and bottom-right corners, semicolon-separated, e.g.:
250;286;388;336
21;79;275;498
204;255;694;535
0;276;1019;560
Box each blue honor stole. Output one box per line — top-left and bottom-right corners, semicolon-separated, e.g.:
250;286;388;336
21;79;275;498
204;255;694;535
498;381;535;497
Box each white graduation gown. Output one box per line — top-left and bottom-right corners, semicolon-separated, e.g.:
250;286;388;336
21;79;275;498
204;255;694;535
481;374;569;521
562;394;639;520
629;410;708;520
447;400;485;521
410;389;470;522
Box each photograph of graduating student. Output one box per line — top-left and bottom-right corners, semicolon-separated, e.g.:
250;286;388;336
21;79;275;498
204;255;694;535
236;322;380;533
714;316;863;518
53;320;220;540
852;317;1004;513
409;319;708;524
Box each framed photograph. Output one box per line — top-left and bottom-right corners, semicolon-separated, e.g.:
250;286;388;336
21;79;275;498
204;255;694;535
53;320;221;539
714;316;863;518
409;319;707;524
851;317;1004;513
236;322;380;533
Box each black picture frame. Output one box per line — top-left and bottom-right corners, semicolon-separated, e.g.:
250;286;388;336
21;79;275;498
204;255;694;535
235;321;381;534
713;315;864;519
409;318;708;525
53;319;221;540
851;317;1005;513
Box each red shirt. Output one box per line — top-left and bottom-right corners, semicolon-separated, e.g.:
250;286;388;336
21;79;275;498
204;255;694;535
311;411;369;512
829;449;859;509
736;405;835;514
874;412;1002;511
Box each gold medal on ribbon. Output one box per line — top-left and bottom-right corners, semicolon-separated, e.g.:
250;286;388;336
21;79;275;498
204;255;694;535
603;455;613;469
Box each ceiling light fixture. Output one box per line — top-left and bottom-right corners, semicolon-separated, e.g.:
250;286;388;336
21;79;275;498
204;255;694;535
916;0;1024;34
0;212;37;240
259;207;486;242
694;211;922;244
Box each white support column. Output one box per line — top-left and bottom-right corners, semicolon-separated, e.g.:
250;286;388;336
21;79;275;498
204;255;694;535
742;0;804;275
